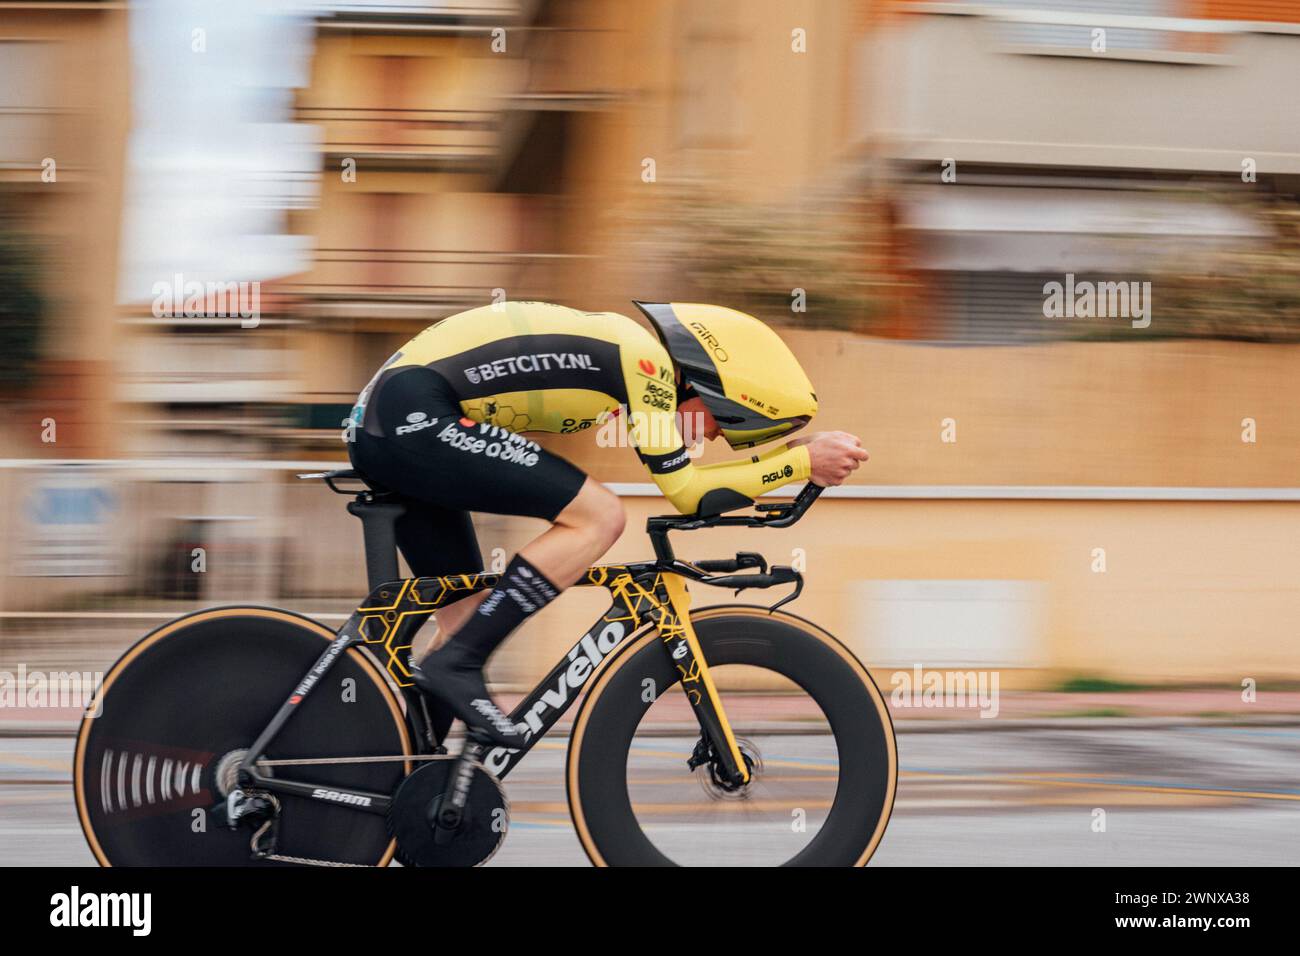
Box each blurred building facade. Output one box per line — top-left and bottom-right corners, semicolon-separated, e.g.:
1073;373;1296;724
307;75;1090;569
268;0;872;461
0;0;130;458
870;0;1300;341
100;0;1300;457
3;0;1300;689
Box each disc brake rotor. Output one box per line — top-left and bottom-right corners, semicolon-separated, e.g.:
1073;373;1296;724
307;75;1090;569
698;737;763;800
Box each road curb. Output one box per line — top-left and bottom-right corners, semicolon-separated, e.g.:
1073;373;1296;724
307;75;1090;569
888;715;1300;733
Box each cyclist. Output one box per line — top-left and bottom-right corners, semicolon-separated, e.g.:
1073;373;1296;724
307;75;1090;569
347;301;867;746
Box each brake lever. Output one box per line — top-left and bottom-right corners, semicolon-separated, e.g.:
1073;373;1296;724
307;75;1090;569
732;551;767;573
705;566;803;610
692;551;767;574
766;566;803;613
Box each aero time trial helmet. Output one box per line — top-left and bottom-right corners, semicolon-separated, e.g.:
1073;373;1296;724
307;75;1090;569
633;302;818;450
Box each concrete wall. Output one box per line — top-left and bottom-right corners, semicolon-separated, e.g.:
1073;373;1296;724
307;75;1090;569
484;492;1298;688
557;330;1300;488
3;334;1297;685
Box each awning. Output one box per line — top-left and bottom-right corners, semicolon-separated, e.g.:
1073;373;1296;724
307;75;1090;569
901;185;1268;272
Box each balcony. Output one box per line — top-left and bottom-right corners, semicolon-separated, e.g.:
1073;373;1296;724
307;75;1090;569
510;21;624;107
278;246;577;320
299;106;501;170
118;334;293;405
862;3;1300;173
309;0;527;30
0;108;58;170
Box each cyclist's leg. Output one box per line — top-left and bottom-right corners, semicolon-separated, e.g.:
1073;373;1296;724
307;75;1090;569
391;501;485;656
517;477;626;586
418;478;621;670
350;368;624;744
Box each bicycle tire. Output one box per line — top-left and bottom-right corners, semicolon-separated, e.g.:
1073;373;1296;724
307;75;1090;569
566;605;897;866
73;606;413;866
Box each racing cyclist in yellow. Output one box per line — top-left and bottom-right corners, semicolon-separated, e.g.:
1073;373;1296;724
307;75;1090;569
348;301;867;746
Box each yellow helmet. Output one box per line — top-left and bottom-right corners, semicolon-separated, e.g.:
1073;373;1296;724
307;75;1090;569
633;302;818;449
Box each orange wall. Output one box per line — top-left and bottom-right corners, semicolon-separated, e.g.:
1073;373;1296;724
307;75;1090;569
1196;0;1300;21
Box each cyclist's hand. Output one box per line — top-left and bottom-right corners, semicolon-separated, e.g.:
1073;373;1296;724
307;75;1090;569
803;431;868;487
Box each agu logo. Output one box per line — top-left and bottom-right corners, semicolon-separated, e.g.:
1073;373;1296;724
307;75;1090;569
761;463;794;485
395;410;438;436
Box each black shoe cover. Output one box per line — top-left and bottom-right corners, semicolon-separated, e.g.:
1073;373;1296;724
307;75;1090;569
412;651;526;749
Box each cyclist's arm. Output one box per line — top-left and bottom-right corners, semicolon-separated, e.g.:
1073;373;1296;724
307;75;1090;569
751;441;802;461
617;336;809;514
630;409;811;516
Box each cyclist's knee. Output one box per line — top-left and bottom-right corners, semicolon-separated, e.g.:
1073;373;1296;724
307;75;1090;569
594;494;626;548
559;478;625;548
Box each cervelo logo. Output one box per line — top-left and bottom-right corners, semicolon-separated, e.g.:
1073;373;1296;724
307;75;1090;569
311;788;372;807
439;420;541;467
482;620;626;774
464;352;601;385
395;411;438;435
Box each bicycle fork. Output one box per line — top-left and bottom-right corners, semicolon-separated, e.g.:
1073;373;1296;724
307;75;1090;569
653;573;751;788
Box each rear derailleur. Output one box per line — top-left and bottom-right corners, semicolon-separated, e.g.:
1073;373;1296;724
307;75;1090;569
211;788;283;858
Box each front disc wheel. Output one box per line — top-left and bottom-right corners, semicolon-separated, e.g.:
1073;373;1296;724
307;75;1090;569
567;607;897;866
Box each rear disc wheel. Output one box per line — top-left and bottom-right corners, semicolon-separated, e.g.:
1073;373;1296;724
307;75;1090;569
73;607;413;866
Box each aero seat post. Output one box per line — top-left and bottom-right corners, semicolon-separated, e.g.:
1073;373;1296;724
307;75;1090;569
346;494;407;592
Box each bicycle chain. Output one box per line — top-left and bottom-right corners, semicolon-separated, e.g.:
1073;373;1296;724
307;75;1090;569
264;853;370;867
249;752;463;866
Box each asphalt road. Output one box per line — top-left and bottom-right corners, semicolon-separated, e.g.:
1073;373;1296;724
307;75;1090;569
4;725;1298;866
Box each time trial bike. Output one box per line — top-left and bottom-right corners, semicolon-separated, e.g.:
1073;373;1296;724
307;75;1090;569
73;471;896;866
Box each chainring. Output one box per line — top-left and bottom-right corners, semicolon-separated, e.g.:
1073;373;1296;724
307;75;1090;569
387;757;509;867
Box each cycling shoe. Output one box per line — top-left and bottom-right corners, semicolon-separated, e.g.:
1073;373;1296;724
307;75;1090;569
411;650;526;750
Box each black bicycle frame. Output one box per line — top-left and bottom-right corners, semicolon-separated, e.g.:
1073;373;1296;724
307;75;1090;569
235;562;739;813
236;483;822;816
